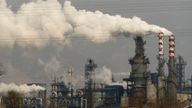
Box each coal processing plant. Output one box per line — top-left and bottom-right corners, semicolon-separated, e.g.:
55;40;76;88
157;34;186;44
0;33;191;108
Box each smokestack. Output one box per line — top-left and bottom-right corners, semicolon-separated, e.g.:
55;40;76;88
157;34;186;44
157;32;166;107
167;35;177;108
157;32;165;77
169;35;175;59
159;32;164;59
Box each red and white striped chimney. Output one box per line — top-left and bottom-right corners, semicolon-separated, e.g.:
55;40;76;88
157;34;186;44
159;32;164;59
169;35;175;58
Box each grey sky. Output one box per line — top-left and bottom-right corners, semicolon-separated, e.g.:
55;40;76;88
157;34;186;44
0;0;192;85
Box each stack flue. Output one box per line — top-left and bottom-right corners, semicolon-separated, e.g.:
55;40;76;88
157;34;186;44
169;36;175;58
159;32;164;60
167;35;177;108
157;32;166;107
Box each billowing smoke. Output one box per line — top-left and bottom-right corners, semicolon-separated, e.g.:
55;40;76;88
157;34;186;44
0;0;173;86
0;0;172;47
0;0;72;47
0;83;45;94
92;66;112;85
64;1;172;43
39;57;85;88
39;57;62;80
92;66;128;88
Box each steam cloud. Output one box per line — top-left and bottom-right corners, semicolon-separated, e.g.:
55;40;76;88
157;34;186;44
0;0;172;47
92;66;113;85
0;83;45;93
92;66;127;89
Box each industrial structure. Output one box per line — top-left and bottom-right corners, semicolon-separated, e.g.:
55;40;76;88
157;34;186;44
84;59;97;108
128;36;150;108
167;35;177;108
157;32;166;108
176;56;187;92
1;33;192;108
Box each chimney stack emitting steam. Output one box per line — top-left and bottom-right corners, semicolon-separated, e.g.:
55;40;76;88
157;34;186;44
157;32;166;107
169;35;175;58
167;35;177;107
158;32;164;59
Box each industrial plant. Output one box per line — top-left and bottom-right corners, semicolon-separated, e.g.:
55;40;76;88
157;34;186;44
0;33;191;108
0;0;191;108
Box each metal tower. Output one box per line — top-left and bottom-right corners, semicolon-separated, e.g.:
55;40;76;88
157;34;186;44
176;56;186;92
84;58;97;108
129;36;150;108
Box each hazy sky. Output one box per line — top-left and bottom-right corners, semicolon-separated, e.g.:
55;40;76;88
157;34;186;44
0;0;192;86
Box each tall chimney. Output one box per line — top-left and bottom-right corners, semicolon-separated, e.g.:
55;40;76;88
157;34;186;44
169;35;175;58
159;32;164;60
157;32;166;107
167;35;177;108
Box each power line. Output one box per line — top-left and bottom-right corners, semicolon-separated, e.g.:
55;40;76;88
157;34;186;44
0;9;191;17
2;0;191;9
0;31;190;42
0;4;191;13
0;6;191;11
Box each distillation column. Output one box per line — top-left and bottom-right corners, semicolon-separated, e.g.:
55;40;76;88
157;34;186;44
84;59;97;108
129;36;150;108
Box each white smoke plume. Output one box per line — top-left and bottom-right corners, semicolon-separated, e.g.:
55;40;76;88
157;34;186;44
92;66;128;89
92;66;113;85
39;57;85;89
0;83;45;94
39;57;61;80
64;1;173;43
0;0;72;47
0;0;172;47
